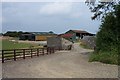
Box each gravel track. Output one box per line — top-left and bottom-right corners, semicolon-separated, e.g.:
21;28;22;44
2;43;118;78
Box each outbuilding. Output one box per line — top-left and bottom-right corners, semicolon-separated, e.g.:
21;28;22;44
65;30;95;39
19;33;35;41
19;31;57;41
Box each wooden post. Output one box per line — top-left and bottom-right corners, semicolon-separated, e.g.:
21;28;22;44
59;47;60;51
42;48;44;55
53;47;55;53
47;47;49;54
14;50;16;61
31;49;33;58
37;49;39;56
50;48;52;54
23;49;25;59
2;50;4;63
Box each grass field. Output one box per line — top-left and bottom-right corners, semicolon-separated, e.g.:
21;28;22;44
0;39;40;50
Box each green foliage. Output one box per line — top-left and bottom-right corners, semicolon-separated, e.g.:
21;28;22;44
89;51;118;65
90;4;120;65
96;13;116;52
86;0;120;20
3;31;30;37
96;5;120;52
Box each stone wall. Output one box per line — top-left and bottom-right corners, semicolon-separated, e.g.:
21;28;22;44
81;36;96;49
47;37;73;50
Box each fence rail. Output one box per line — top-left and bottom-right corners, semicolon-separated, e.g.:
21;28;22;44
1;47;55;63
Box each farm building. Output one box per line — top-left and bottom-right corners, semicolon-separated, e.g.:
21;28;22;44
66;30;95;39
58;33;76;42
47;36;73;50
59;30;95;42
19;31;57;41
19;33;35;41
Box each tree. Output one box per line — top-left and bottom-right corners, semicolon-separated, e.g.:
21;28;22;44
96;12;117;52
85;0;120;65
85;0;120;20
3;31;24;37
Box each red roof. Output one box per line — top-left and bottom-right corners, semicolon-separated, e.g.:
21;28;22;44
61;33;74;38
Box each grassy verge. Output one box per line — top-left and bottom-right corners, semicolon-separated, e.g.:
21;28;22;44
0;40;40;50
89;51;118;65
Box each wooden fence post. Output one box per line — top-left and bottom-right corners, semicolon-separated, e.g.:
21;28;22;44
59;47;60;51
37;49;39;56
23;49;25;59
14;50;16;61
47;47;48;54
31;49;33;58
2;50;4;63
42;48;44;55
50;48;51;54
53;47;54;53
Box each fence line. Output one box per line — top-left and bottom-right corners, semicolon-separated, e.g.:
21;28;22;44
1;47;55;63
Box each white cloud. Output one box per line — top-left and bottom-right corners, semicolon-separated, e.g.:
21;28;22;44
2;0;86;2
39;2;73;15
0;16;6;23
70;12;83;18
0;17;2;23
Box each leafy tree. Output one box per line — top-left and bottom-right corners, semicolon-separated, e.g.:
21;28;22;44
85;0;120;20
85;0;120;52
96;12;116;52
3;31;24;37
86;0;120;64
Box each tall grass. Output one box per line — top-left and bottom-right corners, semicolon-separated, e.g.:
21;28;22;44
89;51;118;65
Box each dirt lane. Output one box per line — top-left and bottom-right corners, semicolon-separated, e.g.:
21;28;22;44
2;43;118;78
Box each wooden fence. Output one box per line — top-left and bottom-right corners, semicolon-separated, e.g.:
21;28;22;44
1;47;55;63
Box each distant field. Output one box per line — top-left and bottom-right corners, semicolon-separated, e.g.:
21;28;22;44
0;36;42;50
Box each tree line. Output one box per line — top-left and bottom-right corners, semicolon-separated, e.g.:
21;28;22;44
2;31;30;37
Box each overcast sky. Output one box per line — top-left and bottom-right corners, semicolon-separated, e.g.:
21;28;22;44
1;2;101;34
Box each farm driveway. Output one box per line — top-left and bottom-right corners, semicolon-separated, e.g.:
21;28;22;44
2;43;118;78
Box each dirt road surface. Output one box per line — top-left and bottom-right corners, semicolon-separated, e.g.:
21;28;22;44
2;43;118;78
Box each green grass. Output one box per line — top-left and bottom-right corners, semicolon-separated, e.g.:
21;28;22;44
0;40;39;50
89;51;118;65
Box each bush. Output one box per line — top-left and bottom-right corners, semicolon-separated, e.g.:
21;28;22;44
90;5;120;65
89;51;118;65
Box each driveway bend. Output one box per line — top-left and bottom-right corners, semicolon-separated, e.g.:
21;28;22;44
2;43;118;78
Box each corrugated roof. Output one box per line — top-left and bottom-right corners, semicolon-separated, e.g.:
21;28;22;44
71;30;89;34
61;33;74;38
29;32;57;36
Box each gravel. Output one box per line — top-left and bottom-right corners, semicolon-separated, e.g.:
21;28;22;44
2;43;118;78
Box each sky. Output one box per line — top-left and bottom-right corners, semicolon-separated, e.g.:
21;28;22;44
1;2;101;34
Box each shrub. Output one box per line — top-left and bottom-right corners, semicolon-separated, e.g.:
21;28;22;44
89;51;118;65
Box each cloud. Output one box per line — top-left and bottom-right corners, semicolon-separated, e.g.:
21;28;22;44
70;12;83;18
2;2;100;34
2;0;86;2
39;2;73;15
0;17;2;23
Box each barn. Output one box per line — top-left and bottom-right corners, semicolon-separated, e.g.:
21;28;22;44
19;33;35;41
59;30;95;42
58;33;76;42
19;31;57;41
65;30;95;39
